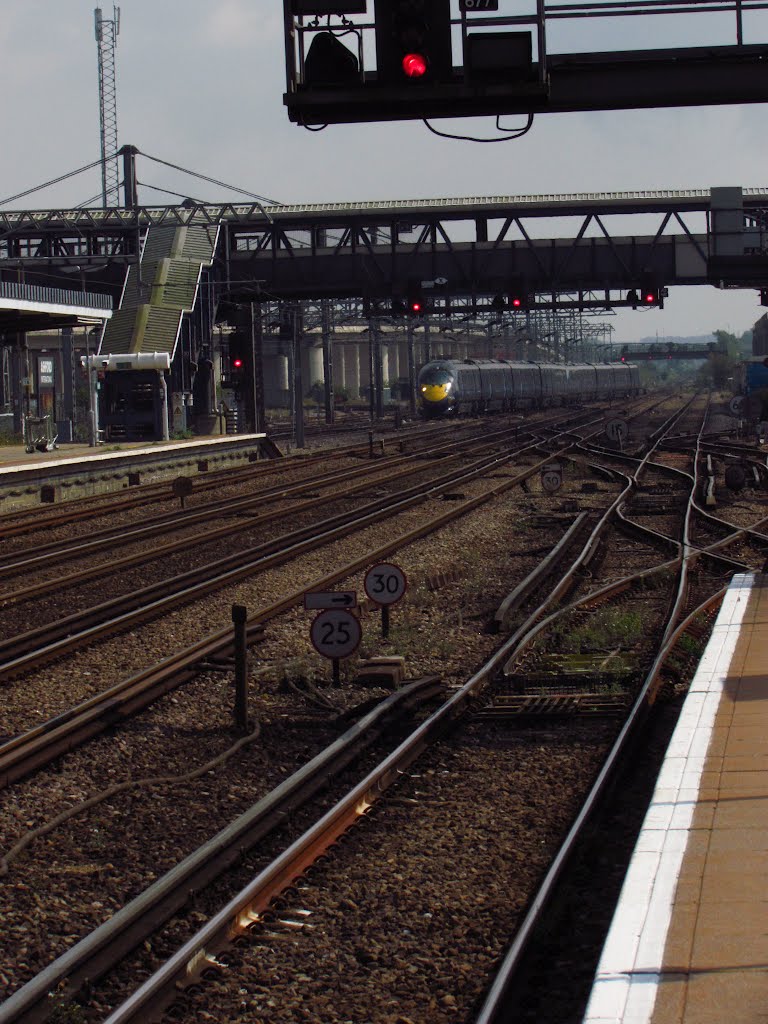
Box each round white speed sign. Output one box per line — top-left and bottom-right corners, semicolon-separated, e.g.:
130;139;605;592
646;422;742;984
605;418;628;443
310;609;362;660
541;468;563;493
729;396;745;416
364;563;408;606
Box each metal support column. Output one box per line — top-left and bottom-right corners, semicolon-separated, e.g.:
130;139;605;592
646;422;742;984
367;325;376;421
292;304;305;448
372;321;384;419
407;322;417;419
61;327;75;441
10;336;23;434
252;303;265;434
120;144;138;209
321;299;335;424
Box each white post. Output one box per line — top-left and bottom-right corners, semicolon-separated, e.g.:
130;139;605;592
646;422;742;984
159;371;170;441
84;354;101;447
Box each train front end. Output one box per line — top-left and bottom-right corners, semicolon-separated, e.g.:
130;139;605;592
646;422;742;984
418;361;457;417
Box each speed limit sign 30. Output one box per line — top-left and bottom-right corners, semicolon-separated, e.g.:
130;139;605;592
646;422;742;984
365;563;408;639
364;563;408;605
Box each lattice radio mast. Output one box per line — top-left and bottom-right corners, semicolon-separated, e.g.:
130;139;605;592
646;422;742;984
94;6;120;207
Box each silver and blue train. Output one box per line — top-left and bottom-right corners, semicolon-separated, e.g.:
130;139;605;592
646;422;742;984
417;358;641;417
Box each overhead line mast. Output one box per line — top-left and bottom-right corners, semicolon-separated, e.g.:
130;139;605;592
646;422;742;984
94;5;121;208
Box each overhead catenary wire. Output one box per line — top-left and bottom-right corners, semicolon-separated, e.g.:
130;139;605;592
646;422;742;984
136;180;208;205
136;149;279;206
0;155;112;208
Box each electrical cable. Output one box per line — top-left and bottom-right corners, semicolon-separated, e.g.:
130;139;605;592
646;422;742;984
75;190;109;209
0;724;262;877
0;156;110;207
136;180;207;205
135;149;279;206
422;113;535;142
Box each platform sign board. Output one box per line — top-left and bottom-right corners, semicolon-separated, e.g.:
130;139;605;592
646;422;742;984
364;563;408;606
605;418;629;444
310;609;362;660
38;358;54;387
171;475;194;508
304;591;357;610
541;463;563;494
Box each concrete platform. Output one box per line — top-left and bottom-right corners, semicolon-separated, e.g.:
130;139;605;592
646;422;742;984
0;434;276;513
583;572;768;1024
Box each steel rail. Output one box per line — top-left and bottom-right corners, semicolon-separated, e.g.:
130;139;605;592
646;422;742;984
0;678;444;1024
493;511;594;629
473;400;733;1022
0;449;293;538
93;403;729;1024
0;439;584;787
0;459;402;577
0;421;455;541
100;577;620;1024
474;587;729;1023
0;435;564;676
0;422;531;593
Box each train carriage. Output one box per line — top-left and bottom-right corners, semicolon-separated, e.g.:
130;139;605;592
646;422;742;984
570;364;599;401
417;358;640;418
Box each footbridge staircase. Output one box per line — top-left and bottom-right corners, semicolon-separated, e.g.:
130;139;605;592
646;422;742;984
99;223;219;359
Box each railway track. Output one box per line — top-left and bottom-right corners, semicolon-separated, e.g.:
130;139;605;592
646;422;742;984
0;434;580;681
0;421;541;593
0;421;451;534
2;391;759;1024
1;425;605;788
83;400;740;1024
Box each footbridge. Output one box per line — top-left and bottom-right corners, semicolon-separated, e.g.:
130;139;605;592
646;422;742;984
1;183;764;436
1;186;767;323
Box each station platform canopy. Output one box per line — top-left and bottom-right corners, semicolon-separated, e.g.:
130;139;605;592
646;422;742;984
0;280;112;334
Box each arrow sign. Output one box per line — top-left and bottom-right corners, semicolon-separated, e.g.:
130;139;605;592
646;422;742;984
304;591;358;610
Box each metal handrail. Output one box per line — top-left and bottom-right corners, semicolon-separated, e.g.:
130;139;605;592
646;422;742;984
0;278;112;310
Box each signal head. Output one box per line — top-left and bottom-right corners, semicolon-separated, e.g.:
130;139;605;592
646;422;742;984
402;52;428;78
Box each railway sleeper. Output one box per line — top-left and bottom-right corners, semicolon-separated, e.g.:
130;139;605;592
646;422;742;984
474;692;630;719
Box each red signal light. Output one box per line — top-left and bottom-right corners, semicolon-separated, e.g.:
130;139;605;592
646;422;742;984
643;292;655;304
511;297;522;308
410;300;422;313
232;358;243;369
402;52;428;78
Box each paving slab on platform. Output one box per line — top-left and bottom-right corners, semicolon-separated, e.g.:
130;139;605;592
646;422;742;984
584;573;768;1024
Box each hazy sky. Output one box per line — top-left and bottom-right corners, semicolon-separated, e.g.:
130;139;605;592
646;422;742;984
1;0;766;343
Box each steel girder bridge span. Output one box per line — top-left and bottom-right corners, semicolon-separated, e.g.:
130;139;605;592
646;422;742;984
0;184;766;436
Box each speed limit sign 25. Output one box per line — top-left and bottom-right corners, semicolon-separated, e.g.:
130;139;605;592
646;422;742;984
310;609;362;660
